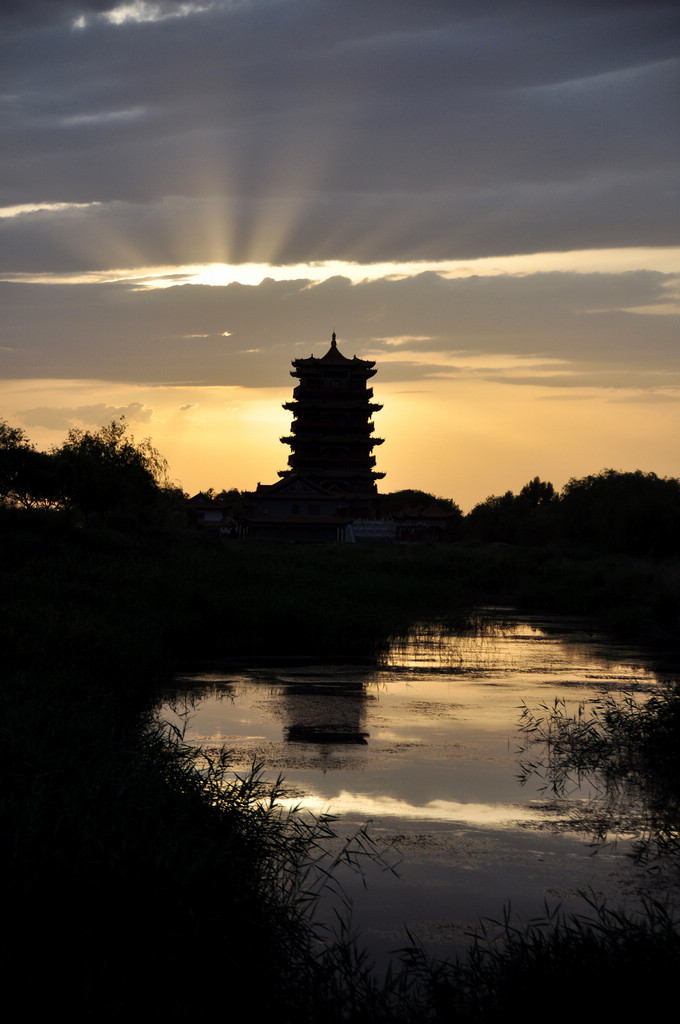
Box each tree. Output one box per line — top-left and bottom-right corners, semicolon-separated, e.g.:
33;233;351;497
0;421;31;501
560;469;680;555
465;478;558;544
52;418;172;523
0;420;56;509
380;488;462;517
466;491;518;542
519;476;556;507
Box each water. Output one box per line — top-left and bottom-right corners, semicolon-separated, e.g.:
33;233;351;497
160;611;675;967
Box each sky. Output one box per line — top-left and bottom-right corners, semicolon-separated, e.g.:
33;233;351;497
1;0;679;510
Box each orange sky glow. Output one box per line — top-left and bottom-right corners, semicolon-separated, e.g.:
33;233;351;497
2;4;678;509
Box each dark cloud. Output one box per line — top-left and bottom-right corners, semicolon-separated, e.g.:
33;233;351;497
1;2;678;267
1;271;677;387
0;1;117;28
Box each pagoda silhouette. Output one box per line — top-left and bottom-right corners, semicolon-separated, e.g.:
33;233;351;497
243;333;388;541
280;331;384;493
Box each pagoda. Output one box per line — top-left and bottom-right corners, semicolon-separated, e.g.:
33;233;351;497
279;332;384;494
241;333;387;541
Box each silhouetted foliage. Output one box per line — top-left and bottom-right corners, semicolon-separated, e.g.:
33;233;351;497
53;418;171;521
381;488;462;516
189;487;250;513
519;680;680;864
1;418;183;527
559;469;680;556
465;470;680;554
466;490;518;543
465;478;559;544
0;420;56;509
519;476;556;506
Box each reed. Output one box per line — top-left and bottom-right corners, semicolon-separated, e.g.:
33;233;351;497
394;896;680;1021
518;682;680;863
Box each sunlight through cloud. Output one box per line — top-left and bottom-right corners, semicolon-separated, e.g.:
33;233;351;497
5;248;678;292
0;202;102;219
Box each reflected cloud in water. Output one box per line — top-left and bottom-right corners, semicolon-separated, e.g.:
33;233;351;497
160;612;673;965
275;790;549;827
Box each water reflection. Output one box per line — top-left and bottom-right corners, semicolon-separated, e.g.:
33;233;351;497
518;684;680;865
162;612;674;964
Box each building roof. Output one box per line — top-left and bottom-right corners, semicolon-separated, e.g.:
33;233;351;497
292;332;376;372
252;472;370;501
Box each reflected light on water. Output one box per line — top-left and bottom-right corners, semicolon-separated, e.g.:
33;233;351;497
275;790;548;826
160;612;671;966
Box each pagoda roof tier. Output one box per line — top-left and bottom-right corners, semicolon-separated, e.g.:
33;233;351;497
283;398;382;413
291;333;377;377
272;470;383;493
277;473;384;489
290;420;377;434
281;435;385;448
282;456;382;469
290;384;377;399
284;460;383;475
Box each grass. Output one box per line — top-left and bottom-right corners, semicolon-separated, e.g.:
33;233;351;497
2;675;395;1019
2;523;678;684
394;896;680;1022
518;682;680;864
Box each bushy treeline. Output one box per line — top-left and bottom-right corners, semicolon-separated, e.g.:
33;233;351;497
190;472;680;557
380;488;462;516
465;470;680;555
0;417;184;526
4;418;680;557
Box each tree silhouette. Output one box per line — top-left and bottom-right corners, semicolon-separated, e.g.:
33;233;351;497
0;420;55;509
519;476;556;506
1;418;179;526
560;469;680;555
53;419;171;521
466;478;558;544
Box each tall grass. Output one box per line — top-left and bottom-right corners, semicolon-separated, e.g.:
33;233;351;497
395;896;680;1022
2;524;677;687
2;671;395;1019
518;683;680;863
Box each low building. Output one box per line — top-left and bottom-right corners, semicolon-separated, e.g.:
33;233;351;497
392;504;455;543
187;492;239;536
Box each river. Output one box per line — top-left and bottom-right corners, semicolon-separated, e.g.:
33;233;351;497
160;610;677;970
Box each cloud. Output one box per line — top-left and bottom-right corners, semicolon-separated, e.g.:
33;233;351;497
1;270;678;391
1;1;678;506
1;2;677;269
17;400;154;431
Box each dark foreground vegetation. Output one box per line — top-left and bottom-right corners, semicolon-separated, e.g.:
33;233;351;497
3;419;680;1019
519;680;680;865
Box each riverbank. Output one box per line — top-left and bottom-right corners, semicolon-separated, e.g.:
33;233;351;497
3;524;678;683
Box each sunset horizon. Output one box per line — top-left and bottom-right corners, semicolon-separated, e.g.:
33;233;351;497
2;2;678;511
